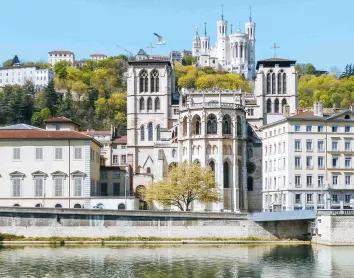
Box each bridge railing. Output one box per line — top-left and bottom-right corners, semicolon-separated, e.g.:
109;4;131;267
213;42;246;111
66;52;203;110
317;209;354;216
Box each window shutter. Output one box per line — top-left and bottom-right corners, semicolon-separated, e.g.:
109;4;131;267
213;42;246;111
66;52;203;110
74;148;82;159
13;148;20;160
36;148;43;160
55;148;63;159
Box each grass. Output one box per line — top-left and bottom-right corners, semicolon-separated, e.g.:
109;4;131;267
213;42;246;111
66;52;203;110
0;234;302;242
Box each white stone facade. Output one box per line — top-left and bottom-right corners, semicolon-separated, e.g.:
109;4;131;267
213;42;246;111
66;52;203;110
90;54;107;61
192;12;256;79
48;50;75;66
0;65;54;88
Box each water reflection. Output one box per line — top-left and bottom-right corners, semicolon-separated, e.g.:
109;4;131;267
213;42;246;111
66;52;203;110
0;244;352;277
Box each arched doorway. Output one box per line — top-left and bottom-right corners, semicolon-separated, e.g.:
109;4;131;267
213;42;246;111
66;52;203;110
223;161;229;188
136;185;148;210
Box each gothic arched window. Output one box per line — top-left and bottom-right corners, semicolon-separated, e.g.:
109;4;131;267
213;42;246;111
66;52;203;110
207;114;217;134
222;114;231;134
139;70;148;93
139;97;144;111
223;161;229;188
148;123;153;141
140;125;145;141
267;99;272;113
209;160;215;173
155;97;160;110
147;97;152;111
150;69;159;93
156;125;161;141
147;167;151;174
277;72;282;94
237;115;242;138
282;99;287;112
267;73;271;94
283;73;287;94
272;73;275;94
183;116;187;136
247;176;254;191
192;115;201;135
274;99;280;113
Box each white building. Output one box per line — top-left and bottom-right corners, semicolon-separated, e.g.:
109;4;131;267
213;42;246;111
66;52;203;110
192;9;256;79
261;104;354;212
0;65;54;88
48;50;75;67
90;54;107;61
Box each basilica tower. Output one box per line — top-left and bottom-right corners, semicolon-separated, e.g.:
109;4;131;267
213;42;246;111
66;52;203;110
216;7;228;65
245;7;256;78
192;27;201;57
200;22;210;55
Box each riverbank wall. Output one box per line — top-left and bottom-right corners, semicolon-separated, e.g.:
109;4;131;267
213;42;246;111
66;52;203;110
0;207;309;240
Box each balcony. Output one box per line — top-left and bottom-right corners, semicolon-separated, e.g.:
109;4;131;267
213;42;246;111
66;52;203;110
328;184;354;190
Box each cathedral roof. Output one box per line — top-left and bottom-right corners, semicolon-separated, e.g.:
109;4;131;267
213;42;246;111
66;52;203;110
129;59;171;66
256;58;296;69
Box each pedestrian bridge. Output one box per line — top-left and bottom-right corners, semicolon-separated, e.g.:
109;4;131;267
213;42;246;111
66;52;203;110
253;210;317;222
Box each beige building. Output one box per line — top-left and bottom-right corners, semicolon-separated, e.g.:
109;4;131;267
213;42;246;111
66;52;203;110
262;103;354;212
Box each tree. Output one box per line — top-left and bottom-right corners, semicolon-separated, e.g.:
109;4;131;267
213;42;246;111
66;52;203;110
12;55;20;65
43;79;59;115
53;60;72;79
182;55;197;66
145;163;220;211
295;63;316;75
2;59;12;67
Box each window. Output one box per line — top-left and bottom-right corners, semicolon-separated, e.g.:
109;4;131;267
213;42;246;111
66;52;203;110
306;125;312;132
345;194;351;203
223;161;229;188
295;193;301;204
318;194;324;204
147;97;152;111
140;125;145;141
317;140;324;152
13;148;21;160
345;126;351;133
274;99;279;113
332;175;338;185
306;156;313;169
113;171;120;179
74;178;82;196
150;69;159;92
318;157;324;169
139;70;148;92
54;178;63;197
295;125;301;132
113;155;118;164
35;147;43;160
306;194;313;204
156;125;161;141
332;141;338;151
283;158;286;169
55;148;63;160
155;97;160;110
267;99;272;113
295;140;301;151
113;183;120;196
55;124;61;130
318;125;324;132
207;114;218;134
295;175;301;187
332;194;338;203
283;141;286;153
306;175;313;187
318;175;324;187
345;175;351;185
140;98;144;110
121;155;127;164
222;115;231;134
345;141;351;151
74;147;82;160
148;123;153;141
345;157;351;168
12;179;21;197
295;157;301;169
332;126;338;132
265;161;267;172
306;140;313;151
332;157;339;168
100;171;108;179
265;146;267;156
267;73;271;94
283;73;287;94
34;178;43;197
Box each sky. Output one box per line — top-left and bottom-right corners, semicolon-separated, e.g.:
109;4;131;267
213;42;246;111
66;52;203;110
1;0;353;71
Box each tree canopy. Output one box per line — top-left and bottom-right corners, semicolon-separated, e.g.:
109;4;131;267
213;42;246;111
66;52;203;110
295;63;316;75
144;163;220;211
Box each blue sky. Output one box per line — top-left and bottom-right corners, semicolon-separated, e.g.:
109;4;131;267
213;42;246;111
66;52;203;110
1;0;353;71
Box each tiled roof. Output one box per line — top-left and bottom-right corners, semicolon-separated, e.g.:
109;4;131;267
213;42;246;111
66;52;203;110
44;116;78;124
0;124;43;130
288;111;324;120
90;54;106;57
82;130;111;136
112;136;127;144
48;50;74;55
0;130;102;146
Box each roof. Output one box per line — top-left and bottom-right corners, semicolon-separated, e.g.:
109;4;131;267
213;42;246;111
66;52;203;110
44;116;79;126
0;130;102;147
82;130;111;136
0;65;38;70
128;59;171;66
112;136;127;144
48;50;74;55
256;57;296;69
137;49;148;56
90;54;106;57
287;110;324;120
0;124;43;130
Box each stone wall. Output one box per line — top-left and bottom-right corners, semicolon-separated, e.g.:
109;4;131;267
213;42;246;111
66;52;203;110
0;207;308;240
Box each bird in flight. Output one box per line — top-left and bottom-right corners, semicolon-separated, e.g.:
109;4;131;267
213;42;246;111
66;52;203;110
154;33;166;45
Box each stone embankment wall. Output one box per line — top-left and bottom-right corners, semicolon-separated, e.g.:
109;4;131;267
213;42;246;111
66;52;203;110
313;211;354;245
0;207;309;239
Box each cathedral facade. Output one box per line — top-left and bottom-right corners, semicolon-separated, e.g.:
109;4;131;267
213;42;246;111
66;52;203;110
192;11;256;80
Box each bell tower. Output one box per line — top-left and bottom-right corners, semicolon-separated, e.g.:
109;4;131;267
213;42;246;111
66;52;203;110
245;6;256;78
192;26;201;57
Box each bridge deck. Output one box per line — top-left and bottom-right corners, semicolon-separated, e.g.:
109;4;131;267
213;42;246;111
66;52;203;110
253;210;316;222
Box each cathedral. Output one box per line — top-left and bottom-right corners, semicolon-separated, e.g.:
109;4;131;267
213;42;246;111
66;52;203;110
192;8;256;80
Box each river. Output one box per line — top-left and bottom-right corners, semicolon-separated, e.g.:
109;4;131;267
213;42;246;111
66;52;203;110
0;244;352;277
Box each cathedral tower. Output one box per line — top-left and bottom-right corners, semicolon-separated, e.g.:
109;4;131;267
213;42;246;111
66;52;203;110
216;6;228;63
245;7;256;78
200;22;210;55
192;27;201;57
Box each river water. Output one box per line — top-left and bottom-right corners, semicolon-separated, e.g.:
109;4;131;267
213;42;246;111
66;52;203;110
0;244;352;277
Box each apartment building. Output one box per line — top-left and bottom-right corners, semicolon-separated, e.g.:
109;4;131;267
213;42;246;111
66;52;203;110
0;65;54;87
48;50;75;66
262;103;354;212
90;54;107;61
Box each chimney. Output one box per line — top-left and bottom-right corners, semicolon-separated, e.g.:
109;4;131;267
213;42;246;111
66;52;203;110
318;102;323;117
283;104;290;117
313;102;318;116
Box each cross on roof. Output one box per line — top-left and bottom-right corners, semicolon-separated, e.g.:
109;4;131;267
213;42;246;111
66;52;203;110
147;42;155;56
271;43;280;58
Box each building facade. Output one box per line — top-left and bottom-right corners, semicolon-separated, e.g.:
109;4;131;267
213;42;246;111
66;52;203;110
262;104;354;212
90;54;107;61
0;65;54;88
192;10;256;79
48;50;75;66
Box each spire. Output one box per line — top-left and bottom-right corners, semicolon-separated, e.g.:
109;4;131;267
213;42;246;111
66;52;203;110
221;4;224;20
195;26;199;35
230;24;233;34
204;22;207;36
237;22;241;32
249;6;252;22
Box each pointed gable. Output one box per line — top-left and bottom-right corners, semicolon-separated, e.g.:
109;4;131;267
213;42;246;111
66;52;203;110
51;170;68;179
71;170;87;178
31;171;48;178
326;110;354;121
9;171;26;179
